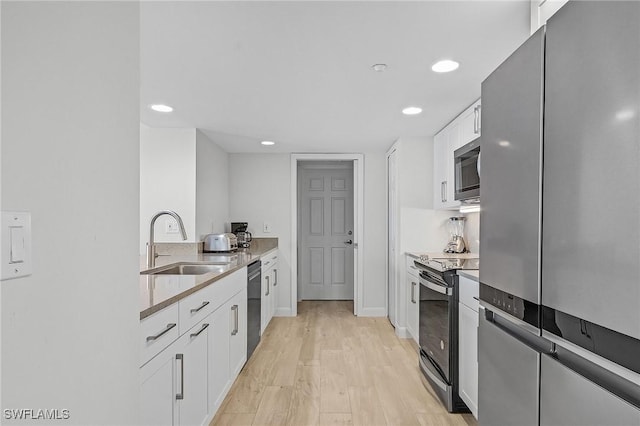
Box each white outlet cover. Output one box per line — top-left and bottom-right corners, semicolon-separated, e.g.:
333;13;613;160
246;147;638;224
2;211;33;280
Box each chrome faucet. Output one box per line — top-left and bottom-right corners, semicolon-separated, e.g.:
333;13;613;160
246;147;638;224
147;210;188;268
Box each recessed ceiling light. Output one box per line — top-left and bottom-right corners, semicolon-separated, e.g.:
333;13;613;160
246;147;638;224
150;104;173;112
372;64;387;72
261;141;275;146
402;106;423;116
431;60;459;73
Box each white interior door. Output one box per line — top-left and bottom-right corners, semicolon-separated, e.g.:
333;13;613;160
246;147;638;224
299;164;354;300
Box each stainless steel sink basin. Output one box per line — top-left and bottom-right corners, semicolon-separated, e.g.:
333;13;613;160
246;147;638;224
142;263;230;276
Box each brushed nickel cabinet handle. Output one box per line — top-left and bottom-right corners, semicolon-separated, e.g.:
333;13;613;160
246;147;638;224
190;323;209;338
176;353;184;400
231;305;239;336
266;276;270;296
190;301;210;314
273;269;278;286
411;282;417;304
146;323;176;342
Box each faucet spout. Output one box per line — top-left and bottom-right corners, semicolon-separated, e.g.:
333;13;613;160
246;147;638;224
147;210;188;268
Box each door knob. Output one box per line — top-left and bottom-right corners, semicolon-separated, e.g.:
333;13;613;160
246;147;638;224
344;240;353;245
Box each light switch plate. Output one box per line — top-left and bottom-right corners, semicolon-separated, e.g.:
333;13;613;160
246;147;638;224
2;211;33;280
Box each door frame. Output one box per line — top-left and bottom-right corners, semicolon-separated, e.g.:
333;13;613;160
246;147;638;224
291;153;364;316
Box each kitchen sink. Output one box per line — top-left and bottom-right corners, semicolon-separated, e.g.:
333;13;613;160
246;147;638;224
142;263;230;276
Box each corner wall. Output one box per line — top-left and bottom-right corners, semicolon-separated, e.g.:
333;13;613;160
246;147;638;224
195;130;229;239
1;2;140;424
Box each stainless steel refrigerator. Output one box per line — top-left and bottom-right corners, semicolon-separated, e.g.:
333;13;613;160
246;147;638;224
478;2;640;425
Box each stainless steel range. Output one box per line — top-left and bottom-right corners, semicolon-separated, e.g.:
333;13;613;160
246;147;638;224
414;254;478;413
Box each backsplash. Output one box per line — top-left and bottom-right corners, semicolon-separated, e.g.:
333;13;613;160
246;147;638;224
464;211;480;254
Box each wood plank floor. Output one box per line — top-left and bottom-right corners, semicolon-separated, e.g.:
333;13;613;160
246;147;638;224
211;301;477;426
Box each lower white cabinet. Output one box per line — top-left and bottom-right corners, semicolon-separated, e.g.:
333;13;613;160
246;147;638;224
140;267;248;426
458;274;479;419
140;318;210;426
406;257;420;344
261;250;278;334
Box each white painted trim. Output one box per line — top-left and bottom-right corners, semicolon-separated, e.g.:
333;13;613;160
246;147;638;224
385;141;400;327
358;307;387;317
395;326;410;339
274;307;293;317
291;153;365;317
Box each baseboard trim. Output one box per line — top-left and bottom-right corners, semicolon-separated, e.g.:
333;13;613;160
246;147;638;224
395;326;410;339
357;307;387;317
274;307;294;317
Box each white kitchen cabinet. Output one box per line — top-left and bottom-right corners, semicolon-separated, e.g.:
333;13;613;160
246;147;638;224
406;256;420;344
228;288;248;378
433;129;460;210
458;274;479;419
141;346;177;426
207;300;230;415
141;266;248;426
433;99;481;210
261;250;278;334
140;317;210;426
458;99;481;147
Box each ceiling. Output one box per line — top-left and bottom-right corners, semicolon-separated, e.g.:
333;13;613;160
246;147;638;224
140;1;531;154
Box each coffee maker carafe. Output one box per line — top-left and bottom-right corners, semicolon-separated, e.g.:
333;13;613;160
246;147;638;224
444;217;467;253
231;222;252;248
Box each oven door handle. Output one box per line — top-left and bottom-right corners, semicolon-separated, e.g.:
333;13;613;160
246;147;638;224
419;277;452;296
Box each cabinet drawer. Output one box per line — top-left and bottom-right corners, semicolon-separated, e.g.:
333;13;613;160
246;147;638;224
406;256;420;278
459;275;479;312
261;250;278;271
179;284;218;335
140;303;180;366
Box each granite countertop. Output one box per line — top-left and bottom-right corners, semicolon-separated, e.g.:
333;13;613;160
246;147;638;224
139;239;277;320
458;269;479;281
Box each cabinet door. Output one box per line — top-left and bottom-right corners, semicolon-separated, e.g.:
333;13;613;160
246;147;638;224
260;270;270;334
177;320;210;426
458;100;481;146
458;302;478;419
208;303;231;414
270;264;278;320
229;288;248;378
406;275;419;344
433;130;449;209
141;347;177;426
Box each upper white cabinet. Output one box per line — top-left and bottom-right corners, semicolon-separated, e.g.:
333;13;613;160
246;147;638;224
530;0;569;34
433;99;481;210
458;99;482;148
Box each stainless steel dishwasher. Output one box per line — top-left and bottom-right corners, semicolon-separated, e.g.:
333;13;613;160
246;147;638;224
247;260;261;359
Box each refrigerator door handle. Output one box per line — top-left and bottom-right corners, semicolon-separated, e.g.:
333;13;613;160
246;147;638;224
485;307;555;355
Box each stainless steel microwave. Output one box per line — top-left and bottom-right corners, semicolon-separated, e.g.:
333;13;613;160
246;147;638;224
454;138;480;201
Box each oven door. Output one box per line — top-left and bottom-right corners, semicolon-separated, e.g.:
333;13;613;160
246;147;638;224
419;272;453;383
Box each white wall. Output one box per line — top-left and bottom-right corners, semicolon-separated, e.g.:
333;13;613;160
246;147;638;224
140;125;196;253
195;130;229;239
1;2;139;424
228;153;388;316
228;154;292;313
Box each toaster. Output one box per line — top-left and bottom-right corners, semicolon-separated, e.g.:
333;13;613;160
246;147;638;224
203;233;238;252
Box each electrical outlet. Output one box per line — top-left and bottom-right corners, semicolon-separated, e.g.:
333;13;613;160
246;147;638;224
263;222;271;233
166;218;179;233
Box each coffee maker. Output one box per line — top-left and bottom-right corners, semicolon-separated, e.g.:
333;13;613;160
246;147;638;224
231;222;252;248
444;216;467;253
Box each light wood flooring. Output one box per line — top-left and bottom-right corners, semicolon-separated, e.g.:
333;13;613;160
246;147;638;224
211;300;477;426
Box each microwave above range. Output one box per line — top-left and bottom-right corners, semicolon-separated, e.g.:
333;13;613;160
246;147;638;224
454;138;480;201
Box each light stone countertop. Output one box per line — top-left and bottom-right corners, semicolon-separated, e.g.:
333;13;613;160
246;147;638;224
406;251;479;260
139;238;277;320
457;269;479;281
